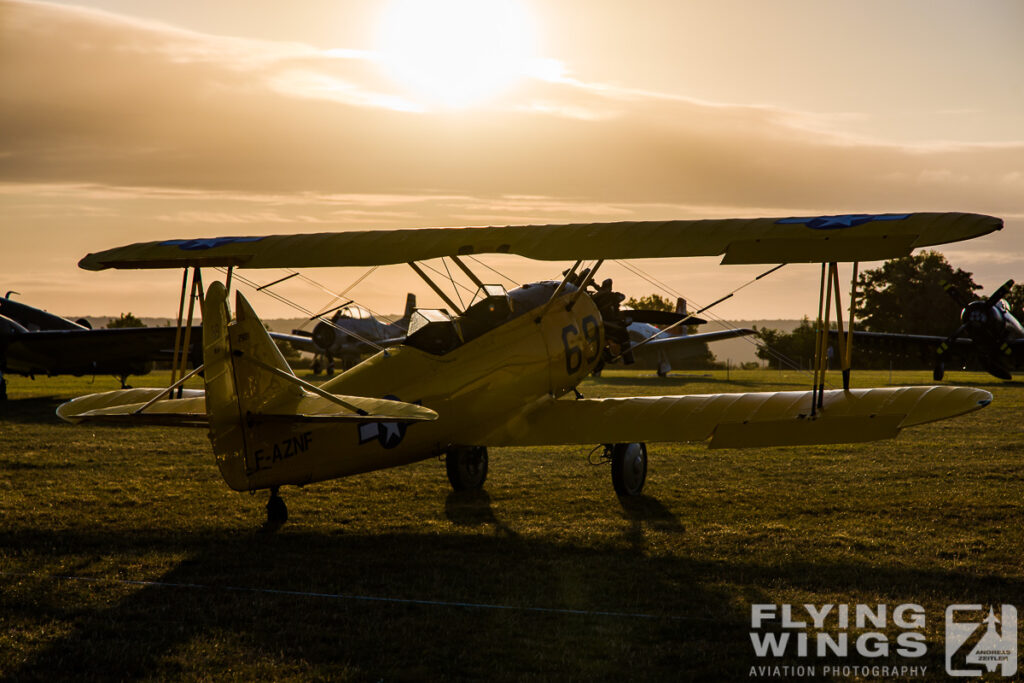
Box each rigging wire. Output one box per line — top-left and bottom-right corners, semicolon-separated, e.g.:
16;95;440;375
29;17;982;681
441;258;465;309
214;267;387;352
613;259;825;380
288;266;382;331
467;255;519;287
419;261;478;297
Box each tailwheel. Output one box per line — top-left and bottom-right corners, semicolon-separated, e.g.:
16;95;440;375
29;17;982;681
608;442;647;497
446;445;488;491
263;487;288;531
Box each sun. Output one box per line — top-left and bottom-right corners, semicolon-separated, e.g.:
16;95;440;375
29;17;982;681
376;0;537;108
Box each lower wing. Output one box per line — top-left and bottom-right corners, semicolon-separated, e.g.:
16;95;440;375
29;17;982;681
476;386;991;448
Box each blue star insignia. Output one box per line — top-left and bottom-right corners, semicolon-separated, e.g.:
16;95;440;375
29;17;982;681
356;395;419;449
161;236;265;251
776;214;910;230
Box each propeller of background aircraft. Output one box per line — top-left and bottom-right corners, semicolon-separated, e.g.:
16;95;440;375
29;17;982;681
935;279;1016;380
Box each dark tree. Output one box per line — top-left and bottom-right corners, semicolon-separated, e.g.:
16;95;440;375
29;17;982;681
755;317;821;370
853;251;980;335
106;312;145;328
624;293;674;312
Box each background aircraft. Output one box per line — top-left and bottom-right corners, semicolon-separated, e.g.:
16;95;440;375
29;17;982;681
58;212;1000;528
280;290;754;377
838;279;1024;380
280;294;416;374
619;298;755;376
0;292;203;400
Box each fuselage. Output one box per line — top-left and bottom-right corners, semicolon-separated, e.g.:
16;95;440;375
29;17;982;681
963;300;1024;345
238;282;604;490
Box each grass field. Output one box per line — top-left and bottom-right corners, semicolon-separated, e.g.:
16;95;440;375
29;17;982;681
1;369;1021;681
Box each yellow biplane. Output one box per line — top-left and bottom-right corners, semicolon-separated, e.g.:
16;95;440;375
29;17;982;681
58;213;1001;527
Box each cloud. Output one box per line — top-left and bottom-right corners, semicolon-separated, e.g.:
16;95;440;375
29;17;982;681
1;0;1022;217
1;0;1023;319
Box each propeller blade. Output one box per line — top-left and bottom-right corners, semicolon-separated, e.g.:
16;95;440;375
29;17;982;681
985;279;1015;306
935;323;968;372
940;279;968;308
625;310;706;326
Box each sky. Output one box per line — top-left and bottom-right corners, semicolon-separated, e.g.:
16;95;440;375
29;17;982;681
1;0;1023;322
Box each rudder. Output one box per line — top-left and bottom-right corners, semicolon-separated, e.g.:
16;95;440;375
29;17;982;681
203;282;302;490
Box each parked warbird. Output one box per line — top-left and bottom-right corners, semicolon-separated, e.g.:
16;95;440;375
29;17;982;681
58;213;1001;527
279;294;417;374
833;279;1024;381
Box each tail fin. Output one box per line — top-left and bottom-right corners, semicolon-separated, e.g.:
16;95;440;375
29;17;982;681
401;292;417;326
203;282;302;490
203;283;436;491
675;297;688;337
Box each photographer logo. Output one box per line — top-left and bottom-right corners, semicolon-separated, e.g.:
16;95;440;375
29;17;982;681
945;604;1017;677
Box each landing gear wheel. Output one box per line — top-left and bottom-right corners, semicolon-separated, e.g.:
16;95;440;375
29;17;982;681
933;361;945;382
446;446;488;491
265;487;288;529
609;442;647;497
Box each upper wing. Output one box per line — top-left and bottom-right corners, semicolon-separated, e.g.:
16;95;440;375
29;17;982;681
79;213;1001;270
473;385;991;448
640;327;756;350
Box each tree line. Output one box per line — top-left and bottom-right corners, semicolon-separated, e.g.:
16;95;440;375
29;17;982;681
754;251;1023;370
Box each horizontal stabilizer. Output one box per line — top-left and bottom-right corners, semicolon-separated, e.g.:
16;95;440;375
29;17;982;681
252;393;438;423
56;387;436;426
477;385;991;448
56;388;207;427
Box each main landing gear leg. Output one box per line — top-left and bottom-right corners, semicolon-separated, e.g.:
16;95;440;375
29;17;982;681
263;486;288;531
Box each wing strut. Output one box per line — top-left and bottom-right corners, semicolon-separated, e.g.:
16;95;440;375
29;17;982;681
408;261;464;315
566;260;604;311
169;266;203;398
812;263;834;413
535;260;582;322
449;255;485;289
811;261;861;411
844;262;859;389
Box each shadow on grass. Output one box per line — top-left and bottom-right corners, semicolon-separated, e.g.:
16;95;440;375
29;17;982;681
5;524;1022;681
618;494;686;554
1;527;740;681
444;490;520;538
0;397;67;425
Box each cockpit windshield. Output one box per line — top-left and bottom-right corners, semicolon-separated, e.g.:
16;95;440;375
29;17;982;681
335;305;372;320
404;284;515;355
